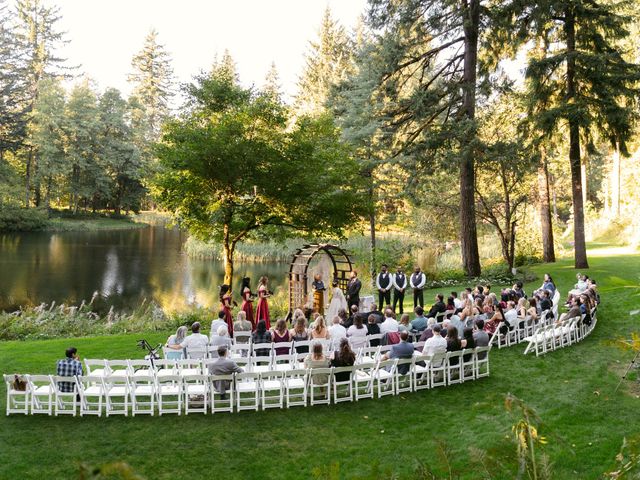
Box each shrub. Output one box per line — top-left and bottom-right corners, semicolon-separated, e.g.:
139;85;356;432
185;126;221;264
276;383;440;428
0;206;49;232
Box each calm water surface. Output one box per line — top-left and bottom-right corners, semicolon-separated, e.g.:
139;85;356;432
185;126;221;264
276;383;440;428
0;226;288;312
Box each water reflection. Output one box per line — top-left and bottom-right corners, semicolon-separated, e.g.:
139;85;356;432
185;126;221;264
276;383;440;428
0;226;289;312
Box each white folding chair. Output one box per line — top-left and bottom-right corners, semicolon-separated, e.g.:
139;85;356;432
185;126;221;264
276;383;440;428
230;343;251;358
413;354;431;391
461;349;476;382
445;351;463;385
4;374;29;415
309;367;332;406
273;353;297;372
154;359;178;379
156;374;183;415
367;333;384;347
186;346;208;360
177;359;202;377
236;372;260;411
552;290;561;320
128;359;153;380
292;340;312;355
27;375;54;415
283;369;307;408
252;346;273;373
103;374;129;416
84;359;108;377
210;374;235;413
332;366;355;403
475;347;490;378
129;372;155;416
233;331;252;344
106;360;130;379
357;346;380;365
395;358;414;394
252;342;273;360
273;341;294;356
430;352;447;388
374;359;396;397
354;362;376;401
183;374;208;414
260;371;284;409
76;375;105;417
51;375;78;416
163;346;184;360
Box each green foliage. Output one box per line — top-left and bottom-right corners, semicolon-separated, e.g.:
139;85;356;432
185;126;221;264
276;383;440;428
0;205;48;231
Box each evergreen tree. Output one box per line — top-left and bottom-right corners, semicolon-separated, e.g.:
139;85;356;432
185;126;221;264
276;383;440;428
499;0;640;268
263;61;282;100
128;29;174;140
296;7;354;115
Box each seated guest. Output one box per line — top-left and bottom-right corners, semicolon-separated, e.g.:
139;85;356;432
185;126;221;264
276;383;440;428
305;342;330;387
516;297;528;319
210;311;227;339
398;313;411;333
440;319;450;337
535;273;556;298
527;298;538;322
484;306;505;336
419;317;437;342
461;327;476;362
169;322;208;353
512;281;526;299
474;285;485;303
410;306;428;333
449;312;465;338
328;316;347;351
458;299;475;325
346;305;359;329
252;320;272;356
208;346;243;398
290;317;310;353
426;294;447;319
233;311;252;335
379;308;399;335
580;294;593;325
310;316;330;340
56;347;83;393
446;296;456;312
165;326;188;359
382;331;415;373
347;315;368;349
473;297;484;317
331;338;356;381
482;295;495;314
272;319;292;355
337;308;350;329
446;326;462;365
368;304;384;324
209;325;233;357
452;291;463;310
559;296;582;323
473;319;490;347
503;301;518;328
423;324;447;356
366;314;382;346
539;290;553;317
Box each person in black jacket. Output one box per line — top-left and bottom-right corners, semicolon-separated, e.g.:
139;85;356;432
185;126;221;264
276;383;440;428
346;270;362;310
426;293;447;319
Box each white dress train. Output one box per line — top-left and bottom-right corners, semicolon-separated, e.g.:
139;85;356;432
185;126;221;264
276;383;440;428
325;287;348;322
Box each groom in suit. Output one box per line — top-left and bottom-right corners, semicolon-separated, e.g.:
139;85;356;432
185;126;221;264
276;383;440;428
346;270;362;310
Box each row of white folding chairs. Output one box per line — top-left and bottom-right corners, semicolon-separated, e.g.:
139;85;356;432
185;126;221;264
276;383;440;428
5;347;491;416
523;308;597;356
494;310;555;349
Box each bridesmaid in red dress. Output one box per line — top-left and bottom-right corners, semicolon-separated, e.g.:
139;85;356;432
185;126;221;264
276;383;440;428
255;276;271;330
219;284;234;337
240;277;255;330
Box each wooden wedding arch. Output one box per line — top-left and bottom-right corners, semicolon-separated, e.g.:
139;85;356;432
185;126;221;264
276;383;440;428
288;243;354;317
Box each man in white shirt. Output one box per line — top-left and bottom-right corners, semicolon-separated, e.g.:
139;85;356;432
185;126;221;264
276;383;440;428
379;308;399;336
375;264;393;308
328;316;347;351
423;324;447;357
168;322;209;357
210;312;227;341
409;266;427;308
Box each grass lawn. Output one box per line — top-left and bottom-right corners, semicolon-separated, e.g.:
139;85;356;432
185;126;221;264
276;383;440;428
1;246;639;479
47;216;147;232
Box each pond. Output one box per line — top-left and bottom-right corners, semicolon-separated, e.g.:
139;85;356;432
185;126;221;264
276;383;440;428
0;225;290;313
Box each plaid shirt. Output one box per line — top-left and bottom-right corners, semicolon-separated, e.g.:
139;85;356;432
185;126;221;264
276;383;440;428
56;358;83;392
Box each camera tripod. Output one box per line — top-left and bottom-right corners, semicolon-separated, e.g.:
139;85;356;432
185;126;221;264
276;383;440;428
614;349;640;393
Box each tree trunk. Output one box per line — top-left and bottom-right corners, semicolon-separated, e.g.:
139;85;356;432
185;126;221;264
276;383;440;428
537;149;555;262
369;181;376;287
459;0;482;277
222;223;234;288
565;10;589;269
25;149;32;207
611;144;621;216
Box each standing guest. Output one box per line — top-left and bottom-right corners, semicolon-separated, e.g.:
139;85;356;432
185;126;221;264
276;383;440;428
169;322;209;352
410;306;428;334
219;284;234;337
272;319;292;355
239;277;255;330
445;326;462;365
165;326;188;359
208;346;243;398
209;326;233;357
410;266;427;308
452;291;463;310
233;311;252;336
347;315;368;349
346;271;362;310
328;316;347;351
398;313;411;333
368;304;384;324
211;311;227;338
473;319;490;347
331;338;356;381
312;273;326;315
376;264;393;308
379;308;400;336
290;317;310;353
366;314;382;346
423;324;447;356
255;276;271;329
326;280;347;325
56;347;83;393
310;316;330;340
382;331;415;373
426;294;447;319
392;266;407;314
419;318;437;342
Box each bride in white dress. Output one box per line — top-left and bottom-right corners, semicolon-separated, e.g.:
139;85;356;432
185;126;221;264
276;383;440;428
325;280;348;322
